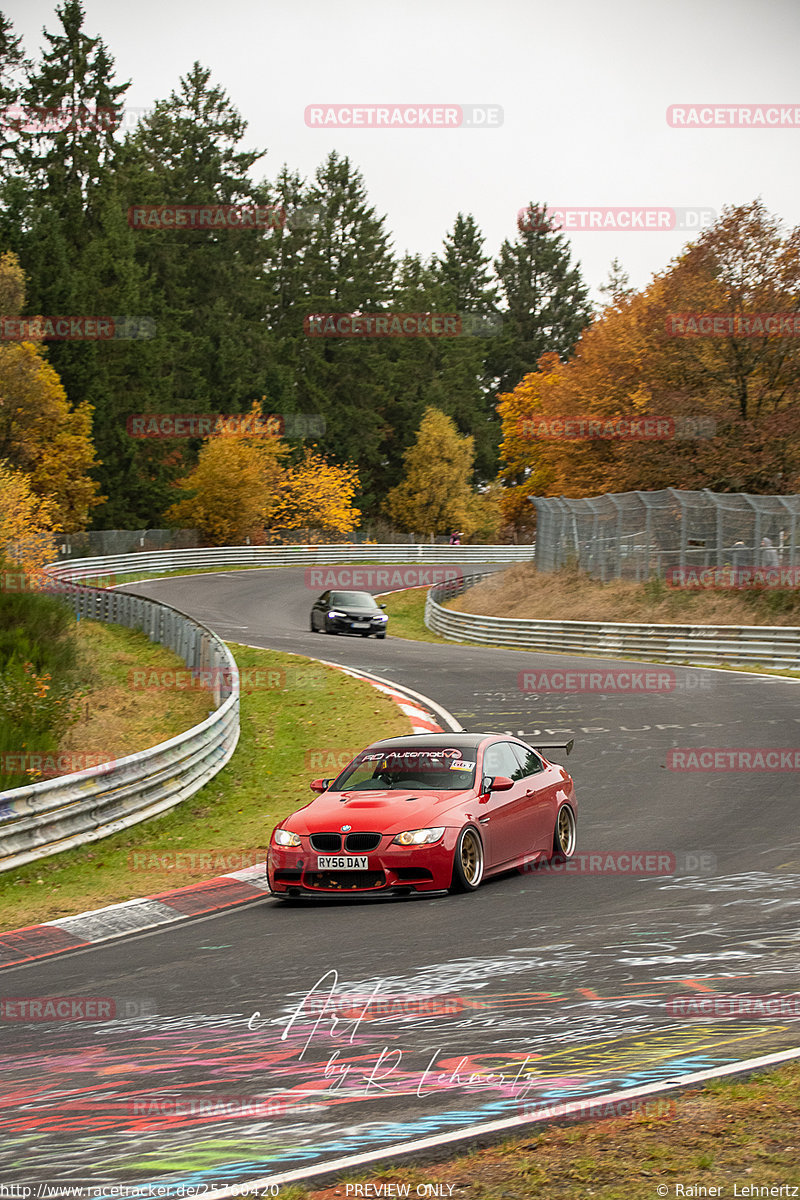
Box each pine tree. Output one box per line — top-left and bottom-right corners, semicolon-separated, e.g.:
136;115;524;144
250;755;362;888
490;203;593;395
293;151;396;512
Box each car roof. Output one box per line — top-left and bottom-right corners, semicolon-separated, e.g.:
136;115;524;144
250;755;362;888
364;733;500;752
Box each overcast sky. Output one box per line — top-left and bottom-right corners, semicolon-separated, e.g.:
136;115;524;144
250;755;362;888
9;0;800;300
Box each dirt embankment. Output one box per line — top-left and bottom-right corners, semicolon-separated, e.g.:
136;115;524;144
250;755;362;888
448;564;800;626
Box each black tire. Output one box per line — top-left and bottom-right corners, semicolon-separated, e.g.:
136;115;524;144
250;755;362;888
310;615;319;632
450;826;485;892
360;630;371;637
376;632;386;639
551;804;577;860
324;618;337;635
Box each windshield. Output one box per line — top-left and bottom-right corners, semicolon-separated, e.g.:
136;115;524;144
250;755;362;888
332;747;477;791
330;591;377;607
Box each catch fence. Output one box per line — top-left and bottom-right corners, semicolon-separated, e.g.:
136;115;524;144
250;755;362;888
532;489;800;580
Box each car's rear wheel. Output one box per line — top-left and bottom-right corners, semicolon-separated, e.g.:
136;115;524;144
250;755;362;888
450;826;484;892
552;804;576;859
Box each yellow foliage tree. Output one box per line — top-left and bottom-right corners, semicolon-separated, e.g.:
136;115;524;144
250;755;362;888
164;406;286;544
274;448;361;538
385;408;477;539
0;459;61;571
0;252;101;532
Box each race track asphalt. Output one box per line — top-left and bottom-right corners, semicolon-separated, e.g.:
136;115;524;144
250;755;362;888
2;565;799;1193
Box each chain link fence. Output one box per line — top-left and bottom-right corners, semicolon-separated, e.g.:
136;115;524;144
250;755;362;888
532;489;800;580
56;524;471;559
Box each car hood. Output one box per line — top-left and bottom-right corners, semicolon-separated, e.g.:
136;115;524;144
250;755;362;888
332;605;381;616
285;789;473;835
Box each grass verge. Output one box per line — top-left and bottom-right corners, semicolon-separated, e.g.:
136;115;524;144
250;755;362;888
271;1060;800;1199
376;588;452;644
0;639;410;930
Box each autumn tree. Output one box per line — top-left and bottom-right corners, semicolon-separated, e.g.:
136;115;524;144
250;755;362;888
0;459;61;570
274;448;360;538
164;408;286;544
384;408;477;539
497;200;800;520
0;251;101;530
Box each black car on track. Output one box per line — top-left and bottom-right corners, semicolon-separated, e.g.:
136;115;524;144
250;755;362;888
310;590;388;638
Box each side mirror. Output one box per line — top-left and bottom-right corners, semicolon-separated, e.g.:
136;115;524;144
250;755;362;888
488;775;514;791
310;778;332;793
379;603;387;609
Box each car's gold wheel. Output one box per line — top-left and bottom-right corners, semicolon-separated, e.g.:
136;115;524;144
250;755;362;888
553;805;577;859
451;826;484;892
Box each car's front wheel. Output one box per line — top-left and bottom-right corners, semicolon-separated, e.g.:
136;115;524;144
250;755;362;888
450;826;484;892
552;804;577;859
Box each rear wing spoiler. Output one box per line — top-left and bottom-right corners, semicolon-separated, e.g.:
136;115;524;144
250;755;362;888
532;739;574;758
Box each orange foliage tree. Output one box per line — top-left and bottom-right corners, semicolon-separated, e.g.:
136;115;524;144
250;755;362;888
497;200;800;532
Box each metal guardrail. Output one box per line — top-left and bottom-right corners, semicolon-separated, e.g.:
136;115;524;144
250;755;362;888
0;582;240;873
49;543;535;580
425;573;800;670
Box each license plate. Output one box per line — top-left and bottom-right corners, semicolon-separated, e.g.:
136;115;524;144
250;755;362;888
351;621;370;629
317;855;369;870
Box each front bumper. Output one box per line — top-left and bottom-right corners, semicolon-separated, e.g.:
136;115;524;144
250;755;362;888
268;833;457;895
328;615;387;635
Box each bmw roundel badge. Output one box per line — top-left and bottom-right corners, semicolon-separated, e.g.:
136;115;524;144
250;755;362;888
340;824;352;832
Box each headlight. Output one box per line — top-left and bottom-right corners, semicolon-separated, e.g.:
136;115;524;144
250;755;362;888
374;615;388;622
273;828;302;847
391;827;445;846
327;609;346;618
